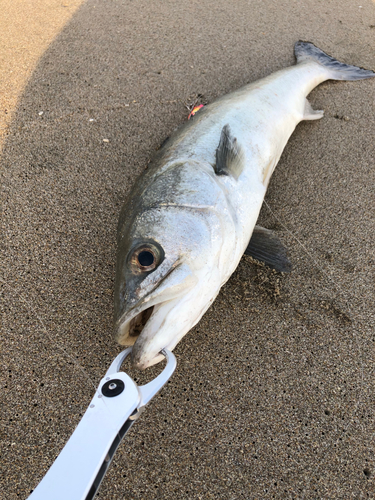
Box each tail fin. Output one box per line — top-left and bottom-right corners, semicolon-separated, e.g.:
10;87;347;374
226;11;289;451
294;41;375;81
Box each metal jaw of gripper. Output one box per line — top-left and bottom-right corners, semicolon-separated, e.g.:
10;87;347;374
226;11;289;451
28;348;176;500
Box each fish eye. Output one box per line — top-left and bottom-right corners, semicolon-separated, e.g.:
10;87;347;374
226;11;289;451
138;250;155;267
130;244;160;272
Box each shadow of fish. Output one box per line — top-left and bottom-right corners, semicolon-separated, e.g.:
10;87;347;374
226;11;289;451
114;41;374;369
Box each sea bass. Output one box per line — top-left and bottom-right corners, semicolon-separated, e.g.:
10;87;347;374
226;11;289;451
114;42;374;369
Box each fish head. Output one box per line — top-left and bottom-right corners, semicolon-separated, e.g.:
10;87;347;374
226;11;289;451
114;203;221;369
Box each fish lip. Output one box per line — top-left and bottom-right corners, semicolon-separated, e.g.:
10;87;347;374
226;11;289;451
131;337;176;370
116;296;180;368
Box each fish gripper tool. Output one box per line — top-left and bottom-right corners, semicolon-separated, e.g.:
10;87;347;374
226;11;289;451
28;348;176;500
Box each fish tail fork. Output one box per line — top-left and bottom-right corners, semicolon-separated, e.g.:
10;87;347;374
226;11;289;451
295;41;375;81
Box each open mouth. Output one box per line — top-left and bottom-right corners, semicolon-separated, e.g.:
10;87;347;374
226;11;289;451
116;292;193;369
129;306;154;338
116;305;155;346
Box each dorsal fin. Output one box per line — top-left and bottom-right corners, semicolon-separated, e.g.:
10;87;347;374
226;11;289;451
244;225;292;272
214;124;244;180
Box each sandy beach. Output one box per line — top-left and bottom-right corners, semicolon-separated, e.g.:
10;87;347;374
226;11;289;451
1;0;375;498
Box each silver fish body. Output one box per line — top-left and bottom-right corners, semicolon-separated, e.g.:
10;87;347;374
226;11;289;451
114;41;374;369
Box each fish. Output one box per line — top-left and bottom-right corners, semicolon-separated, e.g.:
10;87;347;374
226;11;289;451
114;41;374;369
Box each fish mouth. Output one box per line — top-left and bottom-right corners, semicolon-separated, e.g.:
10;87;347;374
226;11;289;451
115;304;156;346
114;258;182;346
114;262;199;368
114;296;182;369
129;306;154;339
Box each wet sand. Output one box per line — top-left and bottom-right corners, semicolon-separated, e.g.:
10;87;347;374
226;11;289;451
1;0;375;498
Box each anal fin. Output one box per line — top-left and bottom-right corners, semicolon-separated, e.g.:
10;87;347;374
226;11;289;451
244;225;292;272
303;99;324;121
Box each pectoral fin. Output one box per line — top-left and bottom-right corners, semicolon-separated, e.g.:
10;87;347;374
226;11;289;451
214;124;244;180
244;225;292;272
